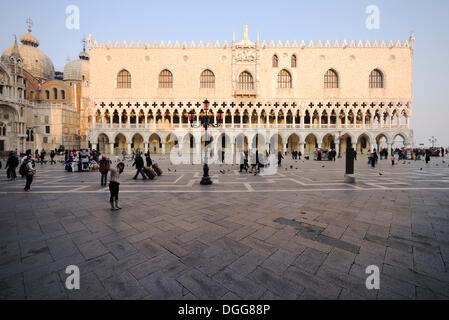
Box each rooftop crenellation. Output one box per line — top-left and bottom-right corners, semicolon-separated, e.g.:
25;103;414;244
87;26;416;51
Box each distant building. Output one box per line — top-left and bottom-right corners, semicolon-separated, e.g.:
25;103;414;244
86;25;414;161
1;20;85;153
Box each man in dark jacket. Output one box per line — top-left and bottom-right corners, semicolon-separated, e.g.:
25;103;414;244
145;152;152;167
6;152;19;180
132;153;147;180
50;150;56;165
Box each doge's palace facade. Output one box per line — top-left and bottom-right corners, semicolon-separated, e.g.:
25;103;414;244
86;25;414;162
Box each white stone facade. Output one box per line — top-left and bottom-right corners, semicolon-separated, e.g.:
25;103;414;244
84;26;415;161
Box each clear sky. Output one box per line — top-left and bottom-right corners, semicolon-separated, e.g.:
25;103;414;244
1;0;448;147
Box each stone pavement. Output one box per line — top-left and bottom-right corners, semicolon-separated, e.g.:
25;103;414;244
0;154;448;300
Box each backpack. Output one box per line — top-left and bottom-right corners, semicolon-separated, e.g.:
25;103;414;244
99;160;109;173
19;162;27;176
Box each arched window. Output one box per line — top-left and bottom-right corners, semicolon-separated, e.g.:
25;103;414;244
45;90;50;99
0;123;6;136
26;128;34;141
117;70;131;88
53;88;58;99
277;69;292;88
200;69;215;88
159;69;173;88
61;90;65;100
291;55;297;68
369;69;384;88
324;69;339;88
272;55;279;68
238;71;254;90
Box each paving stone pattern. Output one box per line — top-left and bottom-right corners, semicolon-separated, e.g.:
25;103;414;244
0;155;448;299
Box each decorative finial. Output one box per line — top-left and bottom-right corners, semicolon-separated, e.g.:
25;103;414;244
26;17;34;33
243;24;249;41
82;37;87;52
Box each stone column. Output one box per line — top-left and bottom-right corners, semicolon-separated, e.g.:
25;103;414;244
127;143;132;155
161;143;166;155
178;142;183;157
110;143;114;155
144;143;149;153
195;141;201;164
300;114;305;128
387;143;392;154
92;143;97;151
230;142;235;164
335;141;340;157
283;143;287;155
299;142;305;155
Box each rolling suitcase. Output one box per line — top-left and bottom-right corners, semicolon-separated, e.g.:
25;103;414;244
143;166;156;180
152;163;163;176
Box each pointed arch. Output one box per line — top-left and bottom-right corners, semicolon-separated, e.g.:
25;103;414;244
277;69;292;88
272;54;279;67
238;71;254;90
117;69;131;88
324;69;339;88
200;69;215;88
159;69;173;88
369;69;384;88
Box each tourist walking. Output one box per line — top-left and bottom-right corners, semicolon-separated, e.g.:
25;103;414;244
425;149;431;164
5;152;19;180
41;149;46;165
370;149;378;168
99;156;110;186
145;152;153;167
239;151;247;173
109;162;125;211
132;153;147;180
278;151;284;167
24;155;36;191
50;150;56;165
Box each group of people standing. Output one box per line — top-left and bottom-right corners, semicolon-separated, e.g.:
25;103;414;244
65;149;100;172
2;150;36;191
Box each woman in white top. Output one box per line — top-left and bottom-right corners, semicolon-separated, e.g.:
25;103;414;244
109;162;125;211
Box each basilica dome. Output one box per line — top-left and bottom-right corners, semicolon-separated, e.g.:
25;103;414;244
1;27;55;80
63;49;90;82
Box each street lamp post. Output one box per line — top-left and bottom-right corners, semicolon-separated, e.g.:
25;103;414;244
188;99;224;185
429;136;437;148
337;131;342;158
